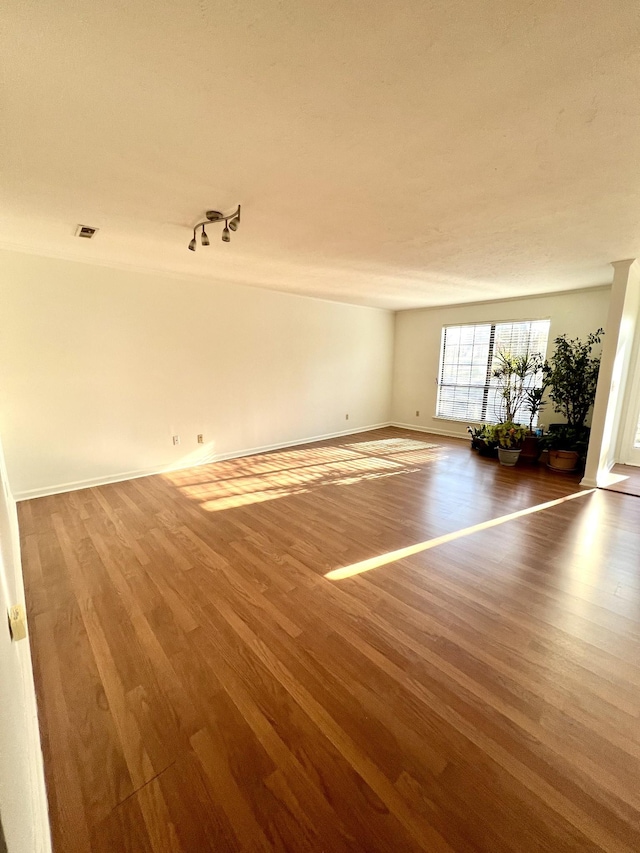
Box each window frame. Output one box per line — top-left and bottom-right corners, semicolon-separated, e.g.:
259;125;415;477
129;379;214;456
435;318;551;425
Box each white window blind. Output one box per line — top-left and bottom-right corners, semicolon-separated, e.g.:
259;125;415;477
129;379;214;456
436;319;550;423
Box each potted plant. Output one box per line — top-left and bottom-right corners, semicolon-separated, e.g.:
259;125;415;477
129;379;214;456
542;425;590;471
490;349;547;465
467;424;498;457
520;364;550;461
494;421;528;466
543;329;604;472
467;425;483;450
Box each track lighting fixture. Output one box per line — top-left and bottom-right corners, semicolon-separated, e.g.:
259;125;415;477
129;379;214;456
186;205;241;251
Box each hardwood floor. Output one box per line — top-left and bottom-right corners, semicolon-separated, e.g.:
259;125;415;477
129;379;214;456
18;427;640;852
602;463;640;497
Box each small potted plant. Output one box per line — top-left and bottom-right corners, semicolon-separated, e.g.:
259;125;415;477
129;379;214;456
467;424;498;457
467;425;483;450
494;421;528;466
544;329;604;472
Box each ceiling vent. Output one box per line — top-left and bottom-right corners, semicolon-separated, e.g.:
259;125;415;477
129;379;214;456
75;224;98;239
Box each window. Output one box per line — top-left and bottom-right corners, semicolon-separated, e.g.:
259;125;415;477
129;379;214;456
436;319;551;423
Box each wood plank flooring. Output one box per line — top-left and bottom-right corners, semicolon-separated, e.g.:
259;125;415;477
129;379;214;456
18;428;640;852
602;463;640;497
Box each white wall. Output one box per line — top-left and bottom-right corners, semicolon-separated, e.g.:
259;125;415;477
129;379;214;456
0;250;394;498
0;435;51;853
392;287;612;437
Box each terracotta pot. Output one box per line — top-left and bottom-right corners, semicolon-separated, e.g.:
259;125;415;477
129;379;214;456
547;449;579;472
497;448;521;467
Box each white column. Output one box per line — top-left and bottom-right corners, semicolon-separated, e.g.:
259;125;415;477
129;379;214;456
581;259;640;487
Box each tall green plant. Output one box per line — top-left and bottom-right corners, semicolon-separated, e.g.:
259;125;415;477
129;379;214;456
523;353;550;432
492;349;546;424
523;385;548;433
546;329;604;430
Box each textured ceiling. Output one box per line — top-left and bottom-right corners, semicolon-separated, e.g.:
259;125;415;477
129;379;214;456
2;1;639;310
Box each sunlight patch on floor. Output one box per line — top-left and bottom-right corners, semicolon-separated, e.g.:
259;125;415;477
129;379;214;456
196;461;419;511
555;493;607;625
597;472;629;487
162;437;445;511
325;489;596;580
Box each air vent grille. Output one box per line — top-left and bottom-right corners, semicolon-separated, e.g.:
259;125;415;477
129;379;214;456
75;225;98;239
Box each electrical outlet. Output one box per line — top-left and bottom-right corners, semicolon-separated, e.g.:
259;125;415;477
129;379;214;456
345;413;349;420
172;435;180;445
197;434;204;444
8;604;27;641
416;410;420;417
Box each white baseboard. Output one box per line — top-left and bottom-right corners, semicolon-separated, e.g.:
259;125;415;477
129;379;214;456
581;458;622;489
390;421;468;441
14;422;393;501
579;476;598;488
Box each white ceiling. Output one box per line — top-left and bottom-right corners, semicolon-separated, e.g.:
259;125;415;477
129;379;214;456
2;1;640;310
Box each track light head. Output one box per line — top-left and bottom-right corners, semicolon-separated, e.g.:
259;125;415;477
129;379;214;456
188;205;240;250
